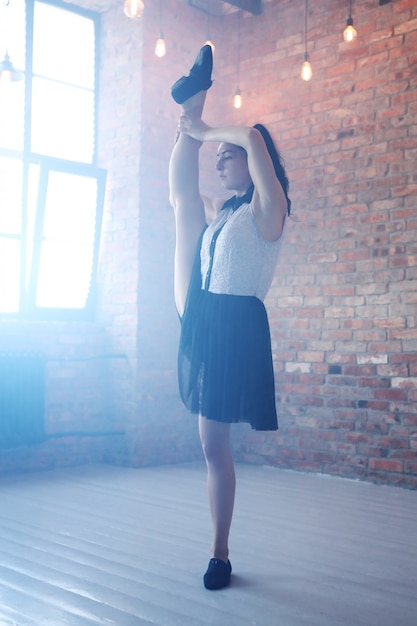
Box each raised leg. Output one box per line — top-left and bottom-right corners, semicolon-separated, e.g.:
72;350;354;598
169;92;207;316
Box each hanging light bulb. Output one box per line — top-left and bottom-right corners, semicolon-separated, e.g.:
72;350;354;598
155;0;166;58
233;87;242;109
0;51;23;83
343;17;357;42
343;0;357;42
301;52;312;81
301;0;312;82
155;35;166;58
124;0;144;19
233;11;242;109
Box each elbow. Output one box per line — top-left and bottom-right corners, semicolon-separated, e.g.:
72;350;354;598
242;127;260;151
248;126;263;145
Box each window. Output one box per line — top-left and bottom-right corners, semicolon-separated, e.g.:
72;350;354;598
0;0;105;319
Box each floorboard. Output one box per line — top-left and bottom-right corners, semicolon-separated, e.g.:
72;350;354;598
0;462;416;626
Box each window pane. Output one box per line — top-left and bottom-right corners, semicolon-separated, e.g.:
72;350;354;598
33;2;95;89
0;0;25;151
0;157;23;233
36;241;93;309
43;171;97;241
35;170;98;309
31;78;94;162
0;81;25;151
0;237;20;313
26;163;41;290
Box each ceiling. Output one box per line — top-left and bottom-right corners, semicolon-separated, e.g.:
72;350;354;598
71;0;265;16
188;0;262;16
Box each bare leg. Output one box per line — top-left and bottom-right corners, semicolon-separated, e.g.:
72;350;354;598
169;92;207;316
199;416;236;563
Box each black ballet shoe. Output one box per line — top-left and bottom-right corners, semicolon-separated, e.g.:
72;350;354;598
171;45;213;104
203;558;232;590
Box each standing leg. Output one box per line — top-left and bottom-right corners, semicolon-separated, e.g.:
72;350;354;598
199;415;235;589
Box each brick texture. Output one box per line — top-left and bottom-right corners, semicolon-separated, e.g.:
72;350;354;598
215;0;417;489
1;0;416;487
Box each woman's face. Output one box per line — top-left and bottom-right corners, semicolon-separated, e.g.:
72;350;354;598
216;142;252;194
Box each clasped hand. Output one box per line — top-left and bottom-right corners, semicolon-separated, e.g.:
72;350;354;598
178;114;211;142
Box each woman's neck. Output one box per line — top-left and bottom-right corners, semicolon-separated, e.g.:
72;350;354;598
235;182;253;198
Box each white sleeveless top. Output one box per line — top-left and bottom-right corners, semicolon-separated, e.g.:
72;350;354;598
200;203;285;301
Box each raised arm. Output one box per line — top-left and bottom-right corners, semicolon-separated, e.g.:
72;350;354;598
178;118;288;241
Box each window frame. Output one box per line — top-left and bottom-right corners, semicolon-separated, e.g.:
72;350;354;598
26;157;106;320
0;0;104;321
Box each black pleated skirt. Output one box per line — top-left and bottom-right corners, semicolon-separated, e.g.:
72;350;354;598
178;236;278;431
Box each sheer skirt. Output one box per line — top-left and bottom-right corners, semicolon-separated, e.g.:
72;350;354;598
178;239;278;431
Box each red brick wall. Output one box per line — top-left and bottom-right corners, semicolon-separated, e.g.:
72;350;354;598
128;0;417;487
95;1;207;467
195;0;417;488
1;0;416;487
0;322;128;472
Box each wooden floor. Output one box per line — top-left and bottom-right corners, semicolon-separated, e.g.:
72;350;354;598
0;462;416;626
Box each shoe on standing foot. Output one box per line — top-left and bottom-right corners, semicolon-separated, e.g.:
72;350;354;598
203;558;232;590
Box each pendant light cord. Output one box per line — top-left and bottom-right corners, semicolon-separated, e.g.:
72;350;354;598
237;9;241;86
158;0;163;35
304;0;308;54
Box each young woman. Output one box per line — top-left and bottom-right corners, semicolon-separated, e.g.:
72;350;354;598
169;46;291;590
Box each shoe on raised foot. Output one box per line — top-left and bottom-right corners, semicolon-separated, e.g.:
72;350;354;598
171;44;213;104
203;558;232;590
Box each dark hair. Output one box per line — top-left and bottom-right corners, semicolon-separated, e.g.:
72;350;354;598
253;123;291;216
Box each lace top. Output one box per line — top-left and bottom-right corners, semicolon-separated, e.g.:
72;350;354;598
200;202;284;301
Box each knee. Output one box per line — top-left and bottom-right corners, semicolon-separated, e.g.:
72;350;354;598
200;433;231;466
199;418;232;465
